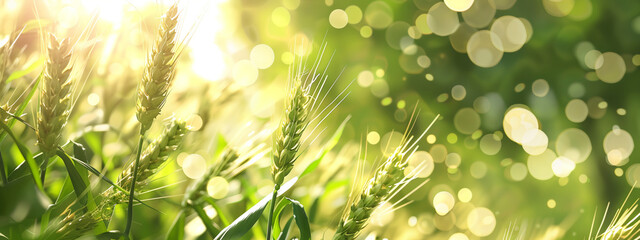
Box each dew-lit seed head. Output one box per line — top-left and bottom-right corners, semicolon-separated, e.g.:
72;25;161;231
271;79;311;186
136;4;180;134
36;34;73;157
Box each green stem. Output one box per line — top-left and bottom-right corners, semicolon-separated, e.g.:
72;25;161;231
39;154;51;184
0;151;7;185
124;131;145;238
265;184;280;240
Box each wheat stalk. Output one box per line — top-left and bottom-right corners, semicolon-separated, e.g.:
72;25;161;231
136;3;179;134
54;119;188;239
127;4;181;236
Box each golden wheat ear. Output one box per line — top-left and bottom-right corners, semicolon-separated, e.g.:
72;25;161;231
36;33;74;183
136;3;180;135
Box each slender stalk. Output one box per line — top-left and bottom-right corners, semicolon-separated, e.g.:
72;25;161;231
266;184;280;240
124;131;145;238
0;151;7;185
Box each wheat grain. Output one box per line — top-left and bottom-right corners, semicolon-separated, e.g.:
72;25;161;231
136;3;179;134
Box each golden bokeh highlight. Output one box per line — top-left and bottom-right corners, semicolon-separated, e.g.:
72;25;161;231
365;1;394;29
250;44;275;69
603;127;634;166
433;191;456;215
444;0;475;12
329;9;349;29
206;176;229;199
503;107;539;144
595;52;626;83
527;149;555;180
462;0;496;28
555;128;591;163
490;16;527;52
565;99;588;123
405;151;435;178
427;2;460;36
454;108;481;135
182;154;207;179
467;30;503;68
467;207;496;236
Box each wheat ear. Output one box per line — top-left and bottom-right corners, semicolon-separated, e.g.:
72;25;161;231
118;119;188;191
271;79;311;187
36;34;73;183
332;147;410;240
136;3;179;134
127;4;180;236
55;119;188;239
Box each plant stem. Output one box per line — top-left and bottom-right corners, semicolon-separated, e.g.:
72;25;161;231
265;184;280;240
39;154;51;184
0;151;7;185
124;131;145;238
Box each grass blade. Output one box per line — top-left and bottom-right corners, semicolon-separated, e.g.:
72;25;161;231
0;152;7;185
286;198;311;240
192;204;219;237
55;150;88;208
204;196;231;226
276;218;294;240
0;121;43;191
272;198;291;237
214;177;298;240
62;149;153;210
96;230;123;240
0;73;40;143
5;57;44;83
166;210;186;240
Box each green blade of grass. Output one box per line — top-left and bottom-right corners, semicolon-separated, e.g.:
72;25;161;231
55;150;89;208
272;198;291;238
7;152;43;182
60;148;154;211
5;57;44;83
214;177;298;240
286;198;311;240
0;73;40;143
96;230;123;240
276;218;293;240
166;210;186;240
0;152;7;185
0;121;43;192
192;203;219;237
203;196;231;226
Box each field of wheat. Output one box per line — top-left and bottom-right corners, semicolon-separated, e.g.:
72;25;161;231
1;0;639;239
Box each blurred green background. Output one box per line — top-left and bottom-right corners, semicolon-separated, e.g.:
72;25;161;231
1;0;640;239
